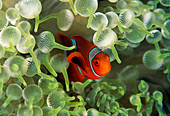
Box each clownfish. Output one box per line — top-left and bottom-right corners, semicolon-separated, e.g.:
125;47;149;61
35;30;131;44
58;32;111;82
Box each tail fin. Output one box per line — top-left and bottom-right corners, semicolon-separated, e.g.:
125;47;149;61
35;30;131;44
58;32;72;47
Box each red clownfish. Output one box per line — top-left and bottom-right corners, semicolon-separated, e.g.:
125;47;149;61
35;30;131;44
58;32;111;82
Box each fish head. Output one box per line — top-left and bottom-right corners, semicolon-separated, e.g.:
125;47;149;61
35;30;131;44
91;52;111;77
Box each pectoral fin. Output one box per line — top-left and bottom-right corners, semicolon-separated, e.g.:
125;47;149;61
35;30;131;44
67;52;90;77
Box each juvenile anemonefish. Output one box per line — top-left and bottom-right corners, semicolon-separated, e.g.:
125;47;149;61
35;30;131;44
58;32;111;82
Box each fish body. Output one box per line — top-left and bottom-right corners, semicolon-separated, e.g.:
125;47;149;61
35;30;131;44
58;32;111;82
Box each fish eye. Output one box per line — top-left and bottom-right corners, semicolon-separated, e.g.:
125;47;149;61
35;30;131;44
93;59;100;66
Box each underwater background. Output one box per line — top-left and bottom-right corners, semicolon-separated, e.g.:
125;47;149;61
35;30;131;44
0;0;170;115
